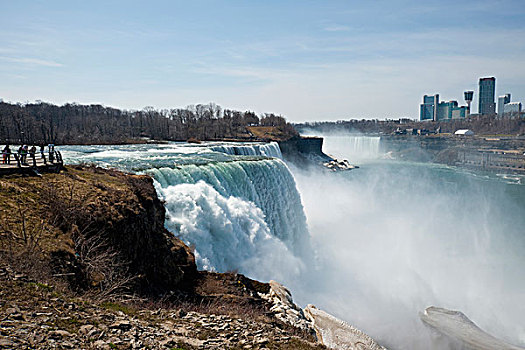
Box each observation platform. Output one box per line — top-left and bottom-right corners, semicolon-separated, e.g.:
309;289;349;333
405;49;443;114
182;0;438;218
0;151;63;176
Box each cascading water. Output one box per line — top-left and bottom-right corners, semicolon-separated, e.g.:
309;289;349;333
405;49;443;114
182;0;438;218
61;142;310;282
148;159;310;279
211;141;283;158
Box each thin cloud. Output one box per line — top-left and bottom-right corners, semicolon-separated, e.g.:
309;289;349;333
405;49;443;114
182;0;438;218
323;25;352;32
0;56;63;67
192;64;291;81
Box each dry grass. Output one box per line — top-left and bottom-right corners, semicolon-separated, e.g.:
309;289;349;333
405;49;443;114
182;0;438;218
247;126;290;141
0;166;146;300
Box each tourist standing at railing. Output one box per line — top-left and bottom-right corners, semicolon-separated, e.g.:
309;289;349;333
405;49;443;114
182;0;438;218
48;144;55;163
2;144;11;164
18;145;23;164
22;145;29;165
29;145;36;165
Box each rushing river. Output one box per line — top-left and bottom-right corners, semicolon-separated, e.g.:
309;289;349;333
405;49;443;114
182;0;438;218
60;138;525;349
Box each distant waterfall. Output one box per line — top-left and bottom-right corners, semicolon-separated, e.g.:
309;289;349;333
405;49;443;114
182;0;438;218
322;135;381;161
148;159;309;279
211;142;282;159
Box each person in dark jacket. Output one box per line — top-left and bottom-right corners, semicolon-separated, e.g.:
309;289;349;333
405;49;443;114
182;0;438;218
29;145;37;165
2;144;11;164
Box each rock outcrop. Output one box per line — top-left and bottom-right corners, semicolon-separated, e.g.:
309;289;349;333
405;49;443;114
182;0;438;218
421;306;525;350
304;305;387;350
279;136;332;165
279;136;357;171
259;280;314;333
260;281;387;350
323;159;358;172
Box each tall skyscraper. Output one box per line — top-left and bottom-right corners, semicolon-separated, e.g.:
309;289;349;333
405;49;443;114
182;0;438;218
479;77;496;115
420;94;439;121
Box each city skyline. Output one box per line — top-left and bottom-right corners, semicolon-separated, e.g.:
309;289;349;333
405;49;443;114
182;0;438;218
420;75;523;121
1;0;525;122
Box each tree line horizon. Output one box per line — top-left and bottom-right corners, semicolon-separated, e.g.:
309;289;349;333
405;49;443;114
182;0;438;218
296;116;525;136
0;100;297;145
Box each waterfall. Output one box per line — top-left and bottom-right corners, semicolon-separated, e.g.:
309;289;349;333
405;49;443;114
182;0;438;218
148;158;309;280
211;142;283;159
322;135;381;161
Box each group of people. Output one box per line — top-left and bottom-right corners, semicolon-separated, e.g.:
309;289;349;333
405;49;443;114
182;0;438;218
1;143;56;165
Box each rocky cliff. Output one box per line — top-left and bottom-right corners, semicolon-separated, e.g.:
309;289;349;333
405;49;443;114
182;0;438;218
0;165;196;295
380;135;525;173
279;136;329;160
278;136;335;169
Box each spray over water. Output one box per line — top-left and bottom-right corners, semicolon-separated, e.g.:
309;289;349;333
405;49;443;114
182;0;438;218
290;134;525;349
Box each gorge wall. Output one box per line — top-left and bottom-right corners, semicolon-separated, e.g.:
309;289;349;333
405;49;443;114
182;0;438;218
278;136;332;165
380;135;525;173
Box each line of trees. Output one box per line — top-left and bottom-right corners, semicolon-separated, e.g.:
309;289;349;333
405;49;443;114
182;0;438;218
0;101;297;145
296;115;525;136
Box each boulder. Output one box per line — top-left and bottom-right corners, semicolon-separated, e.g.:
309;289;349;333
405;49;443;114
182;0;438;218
420;306;525;350
304;305;386;350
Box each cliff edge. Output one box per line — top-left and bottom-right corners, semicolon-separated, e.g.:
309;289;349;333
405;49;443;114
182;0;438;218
279;136;357;171
0;165;196;295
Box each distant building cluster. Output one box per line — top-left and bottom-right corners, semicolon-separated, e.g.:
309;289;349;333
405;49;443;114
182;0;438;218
420;94;468;121
420;76;523;121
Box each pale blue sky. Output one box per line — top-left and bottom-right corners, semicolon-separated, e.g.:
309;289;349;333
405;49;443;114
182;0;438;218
1;0;524;121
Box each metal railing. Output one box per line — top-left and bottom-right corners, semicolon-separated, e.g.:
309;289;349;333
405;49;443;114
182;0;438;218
1;150;63;169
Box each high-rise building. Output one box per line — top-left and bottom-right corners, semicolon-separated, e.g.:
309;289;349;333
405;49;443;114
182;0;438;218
420;94;439;121
497;93;511;116
479;77;496;115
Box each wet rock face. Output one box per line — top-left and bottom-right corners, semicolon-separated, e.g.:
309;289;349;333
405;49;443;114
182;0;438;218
99;173;197;292
279;136;333;167
279;137;325;157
